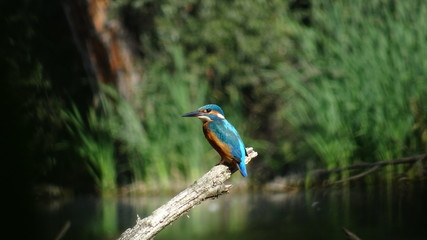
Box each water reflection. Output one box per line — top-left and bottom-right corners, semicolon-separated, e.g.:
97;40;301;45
35;183;427;240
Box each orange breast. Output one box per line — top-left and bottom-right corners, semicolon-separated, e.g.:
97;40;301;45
203;123;234;163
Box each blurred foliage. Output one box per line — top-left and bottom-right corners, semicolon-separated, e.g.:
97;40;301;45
283;0;427;171
62;98;118;196
112;0;427;179
135;46;212;187
1;0;95;194
62;48;211;194
114;0;308;178
2;0;427;195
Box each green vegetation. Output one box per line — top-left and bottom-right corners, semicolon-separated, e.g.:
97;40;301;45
114;0;427;176
133;46;213;187
112;0;427;185
62;47;212;194
62;100;118;196
283;1;427;173
3;0;427;195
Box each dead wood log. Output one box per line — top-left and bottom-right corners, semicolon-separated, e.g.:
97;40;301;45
117;147;258;240
342;227;362;240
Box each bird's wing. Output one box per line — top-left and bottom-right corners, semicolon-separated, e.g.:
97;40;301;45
210;120;246;162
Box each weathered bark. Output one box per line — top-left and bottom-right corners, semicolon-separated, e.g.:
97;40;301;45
62;0;140;101
118;147;258;240
342;227;362;240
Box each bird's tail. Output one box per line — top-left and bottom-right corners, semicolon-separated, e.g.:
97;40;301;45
238;160;248;177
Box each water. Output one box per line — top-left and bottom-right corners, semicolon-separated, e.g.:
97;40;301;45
35;183;427;240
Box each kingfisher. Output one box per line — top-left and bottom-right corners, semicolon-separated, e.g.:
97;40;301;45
182;104;248;177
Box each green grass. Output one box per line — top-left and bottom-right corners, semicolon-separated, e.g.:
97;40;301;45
62;100;118;196
63;46;214;193
134;45;213;188
62;1;427;194
284;0;427;175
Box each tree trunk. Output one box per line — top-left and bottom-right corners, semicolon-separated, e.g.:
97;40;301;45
62;0;141;102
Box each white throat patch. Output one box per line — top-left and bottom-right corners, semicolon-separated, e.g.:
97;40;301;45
197;115;211;122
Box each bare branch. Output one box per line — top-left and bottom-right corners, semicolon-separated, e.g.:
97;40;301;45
331;165;380;185
312;153;427;177
118;147;258;240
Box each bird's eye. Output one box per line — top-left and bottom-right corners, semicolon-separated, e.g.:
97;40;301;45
206;109;211;113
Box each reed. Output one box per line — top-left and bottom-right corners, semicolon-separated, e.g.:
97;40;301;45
284;1;427;174
134;46;213;188
65;1;427;193
62;100;118;196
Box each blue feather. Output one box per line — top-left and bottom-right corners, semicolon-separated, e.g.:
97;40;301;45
198;104;225;115
208;119;248;177
182;104;248;177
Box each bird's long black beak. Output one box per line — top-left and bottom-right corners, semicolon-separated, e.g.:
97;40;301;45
181;110;202;117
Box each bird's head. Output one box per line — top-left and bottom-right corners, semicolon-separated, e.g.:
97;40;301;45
181;104;225;122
